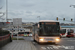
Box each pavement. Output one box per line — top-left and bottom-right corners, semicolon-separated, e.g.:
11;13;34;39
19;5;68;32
33;38;75;50
1;36;75;50
22;36;75;50
0;40;37;50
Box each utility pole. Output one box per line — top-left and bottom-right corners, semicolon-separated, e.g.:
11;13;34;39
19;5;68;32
6;0;8;22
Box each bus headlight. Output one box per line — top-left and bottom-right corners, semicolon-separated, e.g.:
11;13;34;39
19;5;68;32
39;38;44;41
56;38;60;41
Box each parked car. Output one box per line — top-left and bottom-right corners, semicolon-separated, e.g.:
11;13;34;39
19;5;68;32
24;33;28;36
29;33;32;36
13;33;17;36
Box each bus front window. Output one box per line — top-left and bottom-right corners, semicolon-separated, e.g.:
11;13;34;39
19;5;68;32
39;22;60;36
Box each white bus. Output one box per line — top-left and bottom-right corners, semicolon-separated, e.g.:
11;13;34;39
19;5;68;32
60;28;74;38
32;20;60;44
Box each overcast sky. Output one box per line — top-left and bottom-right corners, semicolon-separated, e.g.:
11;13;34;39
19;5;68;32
0;0;75;23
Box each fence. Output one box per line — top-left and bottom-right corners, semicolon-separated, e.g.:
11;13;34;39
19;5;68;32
0;34;12;48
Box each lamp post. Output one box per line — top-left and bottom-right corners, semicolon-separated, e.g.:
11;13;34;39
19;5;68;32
6;0;8;22
17;18;19;42
70;5;75;33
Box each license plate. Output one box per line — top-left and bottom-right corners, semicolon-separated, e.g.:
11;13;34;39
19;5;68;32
46;39;53;40
48;41;52;42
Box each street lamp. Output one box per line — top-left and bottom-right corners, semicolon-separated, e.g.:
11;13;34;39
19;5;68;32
70;5;75;33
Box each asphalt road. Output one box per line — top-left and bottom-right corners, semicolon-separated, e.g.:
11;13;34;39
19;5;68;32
23;36;75;50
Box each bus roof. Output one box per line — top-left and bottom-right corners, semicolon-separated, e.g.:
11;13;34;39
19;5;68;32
39;20;59;22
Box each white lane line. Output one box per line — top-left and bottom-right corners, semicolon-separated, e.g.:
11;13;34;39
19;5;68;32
67;40;75;41
41;45;75;50
41;47;46;50
47;47;53;49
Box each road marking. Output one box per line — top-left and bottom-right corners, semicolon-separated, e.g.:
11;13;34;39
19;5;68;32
67;40;75;41
47;47;53;49
41;47;46;50
41;45;74;50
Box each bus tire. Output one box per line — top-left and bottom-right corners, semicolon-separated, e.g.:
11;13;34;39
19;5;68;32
38;42;40;44
33;39;36;42
37;42;41;44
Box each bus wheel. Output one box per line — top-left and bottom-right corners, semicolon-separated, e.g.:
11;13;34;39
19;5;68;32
33;39;36;42
37;42;42;44
38;42;41;44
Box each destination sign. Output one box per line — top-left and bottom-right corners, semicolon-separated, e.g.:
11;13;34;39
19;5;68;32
41;22;56;25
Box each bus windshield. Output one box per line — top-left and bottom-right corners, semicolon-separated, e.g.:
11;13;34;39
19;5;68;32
39;22;60;36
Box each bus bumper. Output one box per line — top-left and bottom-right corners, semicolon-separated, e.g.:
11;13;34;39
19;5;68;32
38;37;60;43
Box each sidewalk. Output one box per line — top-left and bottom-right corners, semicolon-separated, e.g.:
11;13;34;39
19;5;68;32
0;40;37;50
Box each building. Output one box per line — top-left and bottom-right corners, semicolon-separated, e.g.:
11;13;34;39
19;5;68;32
1;18;33;36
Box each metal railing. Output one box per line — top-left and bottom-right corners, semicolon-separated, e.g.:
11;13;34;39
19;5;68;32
0;34;12;48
